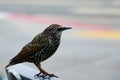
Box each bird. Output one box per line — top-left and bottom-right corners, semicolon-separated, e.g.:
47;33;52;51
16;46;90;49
6;24;72;79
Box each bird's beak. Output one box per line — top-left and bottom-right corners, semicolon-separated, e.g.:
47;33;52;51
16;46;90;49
58;27;72;31
63;27;72;30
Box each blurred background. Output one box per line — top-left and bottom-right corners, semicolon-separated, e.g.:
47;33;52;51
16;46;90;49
0;0;120;80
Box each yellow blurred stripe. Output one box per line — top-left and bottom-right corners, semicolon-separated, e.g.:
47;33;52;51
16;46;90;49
74;30;120;39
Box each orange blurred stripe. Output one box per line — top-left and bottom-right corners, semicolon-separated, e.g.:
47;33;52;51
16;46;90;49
74;30;120;39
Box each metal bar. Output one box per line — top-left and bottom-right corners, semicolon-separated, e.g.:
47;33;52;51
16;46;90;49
6;64;62;80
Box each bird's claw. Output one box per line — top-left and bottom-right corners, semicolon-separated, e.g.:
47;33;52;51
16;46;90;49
34;72;47;80
49;74;58;78
34;72;58;80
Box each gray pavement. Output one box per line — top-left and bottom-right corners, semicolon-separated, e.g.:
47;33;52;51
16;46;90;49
0;0;120;80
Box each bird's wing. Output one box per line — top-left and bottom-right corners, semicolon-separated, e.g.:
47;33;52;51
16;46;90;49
10;34;49;62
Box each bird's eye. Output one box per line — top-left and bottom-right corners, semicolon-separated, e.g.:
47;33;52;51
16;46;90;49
57;28;61;31
57;28;63;31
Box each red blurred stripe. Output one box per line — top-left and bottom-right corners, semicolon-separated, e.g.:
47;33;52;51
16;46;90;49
9;13;111;31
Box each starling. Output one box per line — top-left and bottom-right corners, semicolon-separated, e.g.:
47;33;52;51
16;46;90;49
6;24;71;79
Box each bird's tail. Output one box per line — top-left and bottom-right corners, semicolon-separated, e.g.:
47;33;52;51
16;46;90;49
5;63;11;68
5;62;15;69
5;59;23;69
5;59;19;69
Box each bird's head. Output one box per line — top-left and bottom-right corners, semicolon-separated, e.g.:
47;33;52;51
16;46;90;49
43;24;72;37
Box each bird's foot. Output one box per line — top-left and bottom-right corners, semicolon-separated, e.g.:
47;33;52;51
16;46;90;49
34;72;58;80
48;74;58;78
34;72;47;80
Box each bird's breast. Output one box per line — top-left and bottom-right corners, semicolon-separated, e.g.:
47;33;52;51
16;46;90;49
36;38;60;62
28;36;60;62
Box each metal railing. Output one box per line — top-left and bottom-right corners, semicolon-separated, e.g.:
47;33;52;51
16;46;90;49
5;64;62;80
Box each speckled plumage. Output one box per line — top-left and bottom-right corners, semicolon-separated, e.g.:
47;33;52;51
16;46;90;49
6;24;71;79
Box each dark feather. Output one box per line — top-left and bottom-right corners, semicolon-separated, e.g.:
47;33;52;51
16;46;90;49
10;33;49;63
